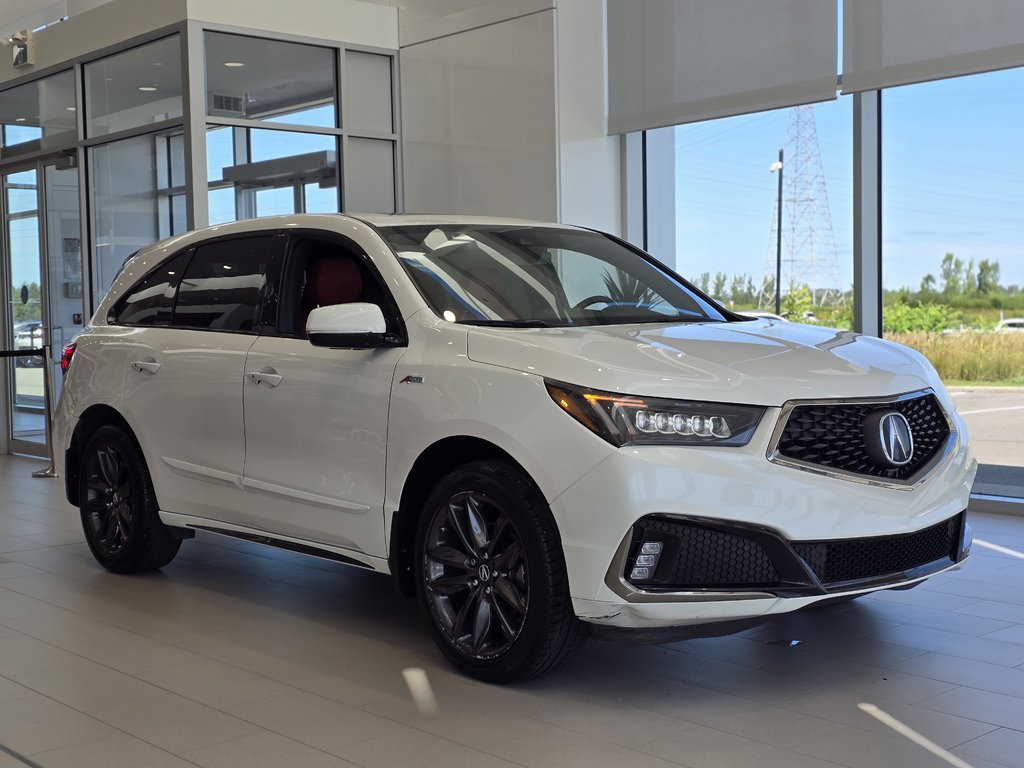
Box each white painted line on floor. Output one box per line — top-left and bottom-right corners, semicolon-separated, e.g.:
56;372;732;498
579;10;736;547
402;666;439;717
958;405;1024;416
974;538;1024;560
857;703;975;768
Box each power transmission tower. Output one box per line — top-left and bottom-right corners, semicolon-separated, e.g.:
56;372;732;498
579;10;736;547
760;105;845;309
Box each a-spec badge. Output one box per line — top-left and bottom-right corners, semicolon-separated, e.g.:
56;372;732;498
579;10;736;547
400;375;425;385
864;409;914;467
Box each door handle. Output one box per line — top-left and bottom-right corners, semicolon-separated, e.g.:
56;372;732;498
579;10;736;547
246;369;283;388
129;359;161;375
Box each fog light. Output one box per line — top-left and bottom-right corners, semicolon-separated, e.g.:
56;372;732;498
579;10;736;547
628;540;663;583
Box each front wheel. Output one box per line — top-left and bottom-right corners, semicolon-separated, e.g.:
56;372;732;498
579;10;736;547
79;424;181;573
416;460;583;682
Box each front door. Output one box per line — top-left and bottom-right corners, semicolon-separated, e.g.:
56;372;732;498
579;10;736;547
2;160;84;457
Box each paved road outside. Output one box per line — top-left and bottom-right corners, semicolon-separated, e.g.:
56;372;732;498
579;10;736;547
949;387;1024;496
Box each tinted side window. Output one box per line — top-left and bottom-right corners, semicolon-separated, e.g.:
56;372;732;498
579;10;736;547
111;249;193;326
172;236;273;332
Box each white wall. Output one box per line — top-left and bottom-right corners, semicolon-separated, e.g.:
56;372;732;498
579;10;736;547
400;8;559;220
555;0;620;232
399;0;621;232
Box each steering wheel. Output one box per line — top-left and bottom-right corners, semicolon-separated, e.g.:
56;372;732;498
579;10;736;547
572;294;615;310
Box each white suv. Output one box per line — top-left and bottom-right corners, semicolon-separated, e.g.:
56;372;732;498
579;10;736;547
54;215;975;682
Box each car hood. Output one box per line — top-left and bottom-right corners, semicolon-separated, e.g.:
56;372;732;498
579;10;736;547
466;319;938;406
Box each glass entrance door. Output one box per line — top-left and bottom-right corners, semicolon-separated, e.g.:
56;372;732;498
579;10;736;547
2;160;83;457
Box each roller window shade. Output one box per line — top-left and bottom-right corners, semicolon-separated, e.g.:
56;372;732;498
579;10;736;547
842;0;1024;93
607;0;837;134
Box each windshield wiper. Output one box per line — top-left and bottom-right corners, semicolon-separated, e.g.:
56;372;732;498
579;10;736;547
455;319;553;328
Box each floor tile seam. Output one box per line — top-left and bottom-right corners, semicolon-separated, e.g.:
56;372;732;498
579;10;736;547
227;700;533;768
0;580;304;675
603;689;851;750
951;724;1024;758
860;608;1017;636
178;729;366;767
857;623;1024;665
0;681;200;761
948;749;1016;768
796;644;940;677
915;681;1024;707
911;686;1024;732
633;722;854;768
26;730;205;768
350;686;702;764
920;586;1024;609
771;692;1010;749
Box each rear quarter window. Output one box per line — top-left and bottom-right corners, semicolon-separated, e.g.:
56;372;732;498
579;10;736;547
110;249;193;326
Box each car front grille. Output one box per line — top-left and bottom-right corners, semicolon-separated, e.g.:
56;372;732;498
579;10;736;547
623;512;964;593
792;514;961;587
773;391;951;481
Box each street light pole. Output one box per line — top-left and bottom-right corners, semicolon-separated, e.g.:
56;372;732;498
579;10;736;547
770;149;784;316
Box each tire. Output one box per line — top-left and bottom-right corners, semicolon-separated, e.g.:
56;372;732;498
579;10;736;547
78;424;181;573
415;460;584;683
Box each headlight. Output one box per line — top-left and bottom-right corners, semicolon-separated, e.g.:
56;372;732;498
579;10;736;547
545;379;764;447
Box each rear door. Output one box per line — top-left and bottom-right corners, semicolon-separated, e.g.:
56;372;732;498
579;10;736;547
119;233;285;522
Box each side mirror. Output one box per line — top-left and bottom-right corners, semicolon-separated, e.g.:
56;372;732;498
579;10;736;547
307;303;401;348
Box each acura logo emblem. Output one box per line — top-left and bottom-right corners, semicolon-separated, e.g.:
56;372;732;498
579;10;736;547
864;409;914;467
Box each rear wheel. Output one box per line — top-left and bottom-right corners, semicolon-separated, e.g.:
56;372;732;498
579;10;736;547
79;424;180;573
416;460;583;682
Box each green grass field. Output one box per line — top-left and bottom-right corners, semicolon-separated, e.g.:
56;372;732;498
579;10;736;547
887;331;1024;385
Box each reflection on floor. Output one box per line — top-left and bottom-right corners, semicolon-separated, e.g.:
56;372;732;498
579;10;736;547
0;453;1022;768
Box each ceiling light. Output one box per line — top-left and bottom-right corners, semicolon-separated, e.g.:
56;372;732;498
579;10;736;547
15;117;26;122
223;61;245;67
65;106;76;111
138;86;158;92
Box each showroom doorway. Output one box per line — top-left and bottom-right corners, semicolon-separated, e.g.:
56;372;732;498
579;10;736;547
2;158;84;457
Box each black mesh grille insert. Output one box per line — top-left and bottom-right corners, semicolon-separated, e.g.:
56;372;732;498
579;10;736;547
792;514;960;586
775;392;950;481
628;518;780;588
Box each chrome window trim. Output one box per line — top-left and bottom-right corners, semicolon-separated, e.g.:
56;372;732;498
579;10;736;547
765;388;958;491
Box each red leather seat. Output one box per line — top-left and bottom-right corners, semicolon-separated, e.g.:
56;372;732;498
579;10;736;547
308;256;363;307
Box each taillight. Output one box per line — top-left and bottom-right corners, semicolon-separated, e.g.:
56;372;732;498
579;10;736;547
60;342;77;375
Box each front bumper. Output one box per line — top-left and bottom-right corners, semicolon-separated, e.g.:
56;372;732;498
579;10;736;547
549;407;976;629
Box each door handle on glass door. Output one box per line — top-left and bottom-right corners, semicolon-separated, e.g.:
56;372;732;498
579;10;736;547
246;369;283;388
129;359;161;375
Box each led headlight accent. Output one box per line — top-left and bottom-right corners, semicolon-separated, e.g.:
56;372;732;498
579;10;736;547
545;380;764;447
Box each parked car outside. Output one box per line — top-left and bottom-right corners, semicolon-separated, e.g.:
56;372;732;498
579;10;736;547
995;318;1024;332
13;320;44;367
54;215;975;682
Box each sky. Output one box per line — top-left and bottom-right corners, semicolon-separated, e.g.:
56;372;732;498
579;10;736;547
673;66;1024;295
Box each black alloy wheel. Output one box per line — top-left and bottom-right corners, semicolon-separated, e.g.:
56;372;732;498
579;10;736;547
416;460;583;682
82;440;135;557
78;424;181;573
423;490;529;659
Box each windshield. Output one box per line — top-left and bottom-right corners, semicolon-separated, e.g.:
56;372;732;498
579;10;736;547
378;224;728;327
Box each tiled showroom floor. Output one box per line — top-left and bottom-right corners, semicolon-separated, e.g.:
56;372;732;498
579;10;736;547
0;454;1022;768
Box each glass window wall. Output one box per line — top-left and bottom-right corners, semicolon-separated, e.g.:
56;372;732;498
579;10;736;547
0;71;77;157
90;130;186;293
672;98;853;325
85;36;183;137
882;67;1024;498
207;126;338;223
205;32;336;127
